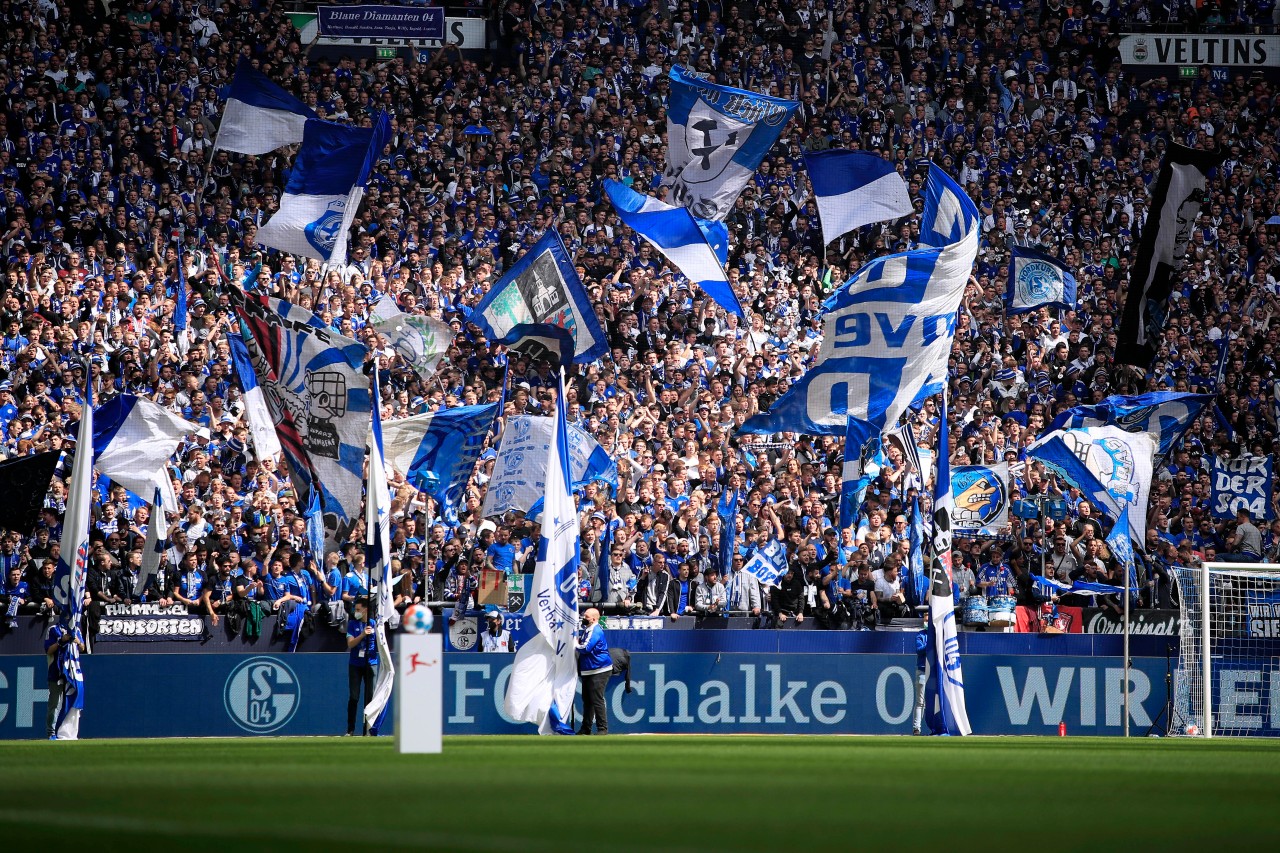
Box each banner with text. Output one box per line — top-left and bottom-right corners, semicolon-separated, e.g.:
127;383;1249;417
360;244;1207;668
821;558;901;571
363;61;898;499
1119;34;1279;67
317;6;444;39
1211;455;1275;521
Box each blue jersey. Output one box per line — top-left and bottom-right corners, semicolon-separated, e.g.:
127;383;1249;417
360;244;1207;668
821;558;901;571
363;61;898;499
177;569;204;600
343;570;369;599
280;571;312;605
486;542;517;574
346;618;378;667
981;562;1013;597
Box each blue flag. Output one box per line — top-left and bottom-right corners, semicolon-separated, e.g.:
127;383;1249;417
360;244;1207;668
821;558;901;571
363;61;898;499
173;253;189;357
216;57;318;155
840;417;883;530
742;539;788;588
1106;507;1139;599
52;370;92;739
1048;391;1213;463
1005;246;1078;314
382;403;500;526
496;322;576;366
717;488;739;576
471;230;608;363
906;495;929;609
804;149;913;246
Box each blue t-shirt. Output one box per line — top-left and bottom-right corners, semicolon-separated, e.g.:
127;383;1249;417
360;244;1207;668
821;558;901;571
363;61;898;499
486;542;517;574
346;618;378;667
343;570;369;600
981;563;1013;597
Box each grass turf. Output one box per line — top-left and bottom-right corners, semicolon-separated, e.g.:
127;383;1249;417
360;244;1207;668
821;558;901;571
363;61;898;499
1;736;1277;852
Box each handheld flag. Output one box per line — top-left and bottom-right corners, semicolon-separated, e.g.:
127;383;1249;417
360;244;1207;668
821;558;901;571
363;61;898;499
923;391;971;736
804;149;913;245
839;417;883;530
504;371;581;735
1047;391;1213;463
382;403;500;525
364;380;395;732
470;230;608;363
52;373;93;740
484;415;618;518
369;295;452;378
1005;246;1078;314
717;487;739;575
174;254;190;358
215;57;319;155
137;489;165;599
1106;507;1139;599
906;495;928;609
227;327;284;460
92;394;198;515
742;539;789;588
496;323;576;366
602;179;744;317
662;66;798;221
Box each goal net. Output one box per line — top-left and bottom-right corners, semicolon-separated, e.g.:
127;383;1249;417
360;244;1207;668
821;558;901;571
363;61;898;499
1172;563;1280;738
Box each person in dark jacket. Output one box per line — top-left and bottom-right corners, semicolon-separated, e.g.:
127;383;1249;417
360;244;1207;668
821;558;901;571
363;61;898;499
636;565;678;618
576;607;610;735
772;563;805;626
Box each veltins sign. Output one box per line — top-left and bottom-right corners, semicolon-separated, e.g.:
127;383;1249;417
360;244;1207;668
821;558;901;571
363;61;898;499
1120;34;1279;67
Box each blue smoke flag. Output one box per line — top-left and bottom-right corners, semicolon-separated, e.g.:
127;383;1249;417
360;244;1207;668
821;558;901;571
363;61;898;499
1027;426;1155;547
214;57;318;155
1048;391;1213;463
505;370;581;735
804;149;913;245
840;416;883;530
1105;507;1139;599
662;66;798;221
382;403;500;526
717;487;739;575
93;394;197;515
256;113;390;266
1031;573;1124;599
227;327;283;460
52;372;93;740
602;179;743;317
1005;246;1078;314
364;379;394;732
470;230;608;364
924;391;971;736
906;495;929;609
742;539;789;588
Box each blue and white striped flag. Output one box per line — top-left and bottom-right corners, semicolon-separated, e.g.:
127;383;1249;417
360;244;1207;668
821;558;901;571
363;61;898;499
662;66;798;221
602;179;743;317
136;488;165;599
742;539;788;588
1048;391;1213;463
92;394;197;515
382;403;500;525
364;379;394;732
52;374;93;740
739;166;978;436
256;113;389;266
215;57;318;155
924;391;971;736
804;149;913;245
1005;246;1078;314
227;328;283;460
505;371;581;735
1027;426;1155;547
471;231;608;364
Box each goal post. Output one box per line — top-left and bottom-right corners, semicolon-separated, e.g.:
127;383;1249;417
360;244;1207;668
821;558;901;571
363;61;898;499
1172;563;1280;738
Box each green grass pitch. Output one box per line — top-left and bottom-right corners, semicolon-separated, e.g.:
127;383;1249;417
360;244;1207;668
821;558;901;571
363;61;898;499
1;736;1277;851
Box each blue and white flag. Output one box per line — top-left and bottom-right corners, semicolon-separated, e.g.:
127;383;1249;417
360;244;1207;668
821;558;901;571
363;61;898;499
364;380;394;732
256;113;389;266
1005;246;1078;314
484;415;619;518
739;166;978;436
1027;426;1155;547
1048;391;1213;463
382;403;500;525
227;328;283;460
951;463;1010;536
93;394;197;515
53;375;92;740
1210;455;1275;521
742;539;789;588
470;230;608;363
505;371;580;735
924;391;971;736
840;416;883;530
497;323;576;366
369;295;452;378
1031;573;1124;599
232;289;373;552
215;57;318;156
602;179;743;317
1106;506;1139;599
804;149;913;245
662;66;798;221
918;163;980;249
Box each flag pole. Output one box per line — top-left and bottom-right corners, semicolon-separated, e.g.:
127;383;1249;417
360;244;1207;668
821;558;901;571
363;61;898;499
1123;533;1131;738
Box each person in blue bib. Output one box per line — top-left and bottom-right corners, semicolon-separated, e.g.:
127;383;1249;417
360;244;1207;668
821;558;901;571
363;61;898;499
576;607;611;735
345;596;378;736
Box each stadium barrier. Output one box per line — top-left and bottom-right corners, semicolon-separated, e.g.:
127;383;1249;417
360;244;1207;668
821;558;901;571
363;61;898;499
0;651;1180;739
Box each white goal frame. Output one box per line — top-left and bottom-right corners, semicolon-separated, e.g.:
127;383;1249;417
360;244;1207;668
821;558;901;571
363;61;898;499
1176;562;1280;739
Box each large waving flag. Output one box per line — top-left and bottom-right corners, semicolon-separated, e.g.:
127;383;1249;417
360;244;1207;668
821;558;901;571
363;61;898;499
739;166;978;436
470;230;608;363
382;403;499;525
483;415;619;518
1117;144;1224;367
662;66;799;221
1027;426;1155;546
92;394;198;515
52;376;92;740
364;380;394;732
1048;391;1213;463
369;295;452;378
804;150;913;245
256;113;389;266
504;371;581;735
231;289;372;552
923;391;971;736
919;163;980;249
227;327;283;460
1005;246;1078;314
602;179;743;317
839;416;883;530
215;57;319;155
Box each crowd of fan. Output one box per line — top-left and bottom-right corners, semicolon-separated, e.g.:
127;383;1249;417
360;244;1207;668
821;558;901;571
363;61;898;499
1;0;1279;638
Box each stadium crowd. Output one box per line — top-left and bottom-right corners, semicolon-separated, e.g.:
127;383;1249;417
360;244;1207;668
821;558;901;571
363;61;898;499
1;0;1279;639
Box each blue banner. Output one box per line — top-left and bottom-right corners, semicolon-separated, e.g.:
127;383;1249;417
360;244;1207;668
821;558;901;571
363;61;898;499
1211;455;1275;521
317;6;444;40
